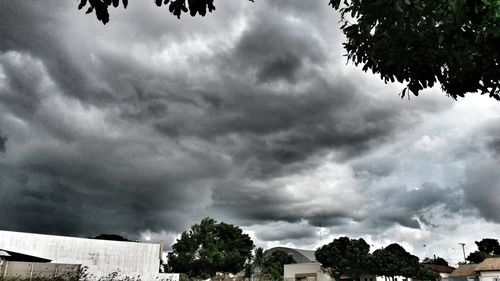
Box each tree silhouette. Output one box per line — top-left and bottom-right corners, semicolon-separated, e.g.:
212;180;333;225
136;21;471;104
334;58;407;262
329;0;500;100
167;218;254;279
466;238;500;263
261;250;296;281
77;0;253;24
475;238;500;255
315;237;371;281
92;233;131;241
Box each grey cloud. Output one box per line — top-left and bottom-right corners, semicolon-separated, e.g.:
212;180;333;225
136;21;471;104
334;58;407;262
210;178;358;227
232;13;324;84
484;119;500;157
369;182;459;229
0;0;461;246
0;131;6;153
461;159;500;223
351;155;398;177
0;52;47;120
254;222;317;242
456;118;500;224
488;138;500;156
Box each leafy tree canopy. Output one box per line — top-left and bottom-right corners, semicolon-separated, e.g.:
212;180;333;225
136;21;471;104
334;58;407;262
254;247;265;269
466;251;490;264
422;256;449;267
261;250;296;281
370;243;435;279
166;217;254;279
466;238;500;263
476;238;500;255
329;0;500;100
315;237;371;281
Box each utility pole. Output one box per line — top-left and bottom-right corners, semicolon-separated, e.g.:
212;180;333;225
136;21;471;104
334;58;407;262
459;243;467;263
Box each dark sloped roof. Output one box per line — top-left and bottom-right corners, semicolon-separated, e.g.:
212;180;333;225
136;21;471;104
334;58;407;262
449;264;479;277
475;257;500;271
424;264;456;274
265;247;316;263
0;248;52;262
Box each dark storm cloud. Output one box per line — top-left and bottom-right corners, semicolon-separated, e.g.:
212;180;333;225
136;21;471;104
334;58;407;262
369;183;458;229
211;178;359;227
458;119;500;223
0;134;5;153
351;155;398;177
460;159;500;223
232;14;324;83
254;222;317;242
484;120;500;157
0;0;459;244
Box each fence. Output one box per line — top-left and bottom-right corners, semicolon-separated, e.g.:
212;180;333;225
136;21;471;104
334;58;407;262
0;261;80;280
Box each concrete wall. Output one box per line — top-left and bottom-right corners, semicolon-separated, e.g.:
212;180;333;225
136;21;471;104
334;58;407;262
479;271;500;281
1;261;80;280
158;273;180;281
0;230;161;280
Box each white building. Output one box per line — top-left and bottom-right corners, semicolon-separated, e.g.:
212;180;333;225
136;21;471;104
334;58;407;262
266;247;332;281
450;258;500;281
284;262;334;281
0;230;177;280
475;258;500;281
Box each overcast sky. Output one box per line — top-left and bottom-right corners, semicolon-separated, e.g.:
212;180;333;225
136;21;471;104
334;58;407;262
1;0;499;266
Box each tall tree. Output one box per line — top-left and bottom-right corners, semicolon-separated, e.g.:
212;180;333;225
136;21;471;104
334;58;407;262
476;238;500;255
466;238;500;263
370;243;434;280
261;250;296;281
466;251;490;264
167;218;254;279
422;256;449;267
315;237;371;281
254;247;265;270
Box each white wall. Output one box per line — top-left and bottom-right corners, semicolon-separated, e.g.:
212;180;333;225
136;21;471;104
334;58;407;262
284;262;334;281
479;271;500;281
0;230;161;280
359;275;412;281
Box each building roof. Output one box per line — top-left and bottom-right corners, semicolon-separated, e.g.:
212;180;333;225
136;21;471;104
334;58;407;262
0;250;10;257
0;249;52;262
265;247;316;263
424;264;456;274
449;264;479;277
475;257;500;271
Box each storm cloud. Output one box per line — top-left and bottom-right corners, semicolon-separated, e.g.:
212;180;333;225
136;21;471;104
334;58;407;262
0;0;499;260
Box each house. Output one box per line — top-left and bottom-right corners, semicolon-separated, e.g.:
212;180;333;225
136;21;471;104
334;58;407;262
262;247;332;281
449;258;500;281
284;262;334;281
474;257;500;281
423;264;456;281
447;264;480;281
